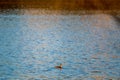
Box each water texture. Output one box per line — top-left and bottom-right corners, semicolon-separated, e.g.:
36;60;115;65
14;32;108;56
0;10;120;80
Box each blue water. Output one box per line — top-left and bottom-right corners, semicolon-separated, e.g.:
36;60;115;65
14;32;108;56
0;11;120;80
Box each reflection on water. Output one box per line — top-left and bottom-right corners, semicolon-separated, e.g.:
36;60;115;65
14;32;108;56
0;0;120;11
0;9;120;80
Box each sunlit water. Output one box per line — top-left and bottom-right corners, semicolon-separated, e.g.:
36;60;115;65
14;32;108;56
0;10;120;80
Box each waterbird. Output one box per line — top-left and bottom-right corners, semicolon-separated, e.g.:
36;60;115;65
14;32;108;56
55;64;62;69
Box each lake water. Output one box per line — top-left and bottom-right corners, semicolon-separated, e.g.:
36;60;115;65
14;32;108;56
0;9;120;80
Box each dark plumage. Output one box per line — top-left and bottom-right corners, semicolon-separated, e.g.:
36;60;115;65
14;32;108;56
55;64;62;69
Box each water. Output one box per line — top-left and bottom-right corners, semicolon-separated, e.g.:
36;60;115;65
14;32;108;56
0;9;120;80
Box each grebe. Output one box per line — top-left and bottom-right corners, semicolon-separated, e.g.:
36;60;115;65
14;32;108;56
55;64;62;69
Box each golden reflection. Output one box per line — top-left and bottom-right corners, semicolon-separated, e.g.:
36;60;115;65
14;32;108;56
0;0;120;11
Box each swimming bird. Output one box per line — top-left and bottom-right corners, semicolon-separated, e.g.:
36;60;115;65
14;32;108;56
55;64;62;69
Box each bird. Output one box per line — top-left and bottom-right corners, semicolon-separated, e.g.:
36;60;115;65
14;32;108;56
55;64;62;69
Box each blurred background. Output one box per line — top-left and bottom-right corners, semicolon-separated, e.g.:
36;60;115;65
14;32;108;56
0;0;120;80
0;0;120;12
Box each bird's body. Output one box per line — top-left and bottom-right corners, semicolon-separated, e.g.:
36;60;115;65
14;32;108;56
55;64;62;69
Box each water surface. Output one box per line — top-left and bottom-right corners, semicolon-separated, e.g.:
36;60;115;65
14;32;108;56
0;9;120;80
